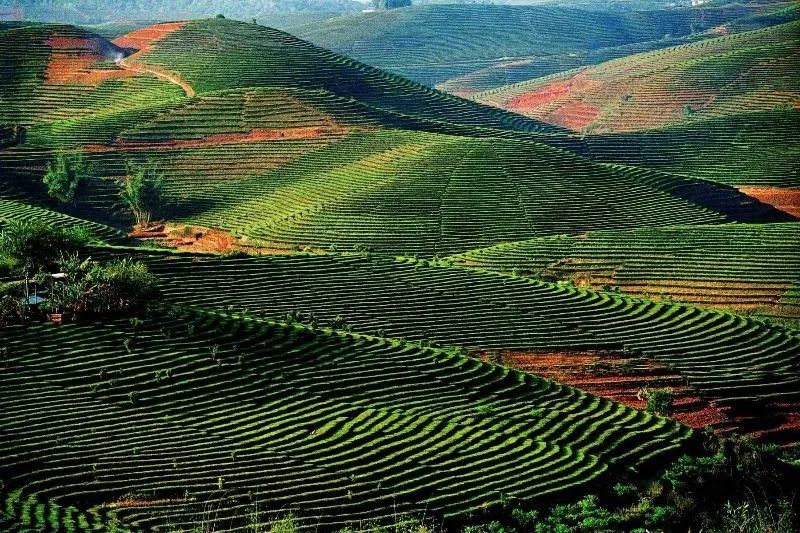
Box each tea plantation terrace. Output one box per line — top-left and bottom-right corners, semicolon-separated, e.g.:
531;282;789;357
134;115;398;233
0;307;690;531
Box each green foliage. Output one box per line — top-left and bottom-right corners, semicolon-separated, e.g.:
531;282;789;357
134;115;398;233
268;514;297;533
120;161;167;226
48;256;159;317
510;508;538;527
373;0;412;9
0;294;26;327
641;386;674;416
534;495;621;533
42;152;90;205
0;220;91;276
715;498;794;533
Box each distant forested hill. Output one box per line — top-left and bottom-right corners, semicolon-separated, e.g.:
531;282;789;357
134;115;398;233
0;0;364;24
294;1;798;92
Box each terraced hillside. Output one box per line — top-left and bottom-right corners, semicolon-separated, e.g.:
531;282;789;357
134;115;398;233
451;223;800;320
294;2;800;94
0;24;186;133
0;198;125;243
585;110;800;188
4;129;790;256
0;306;691;531
476;20;800;132
127;250;800;434
1;6;799;530
2;19;790;256
125;19;562;136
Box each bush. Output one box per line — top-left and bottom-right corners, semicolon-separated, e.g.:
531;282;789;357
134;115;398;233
48;256;159;317
43;151;90;205
120;161;167;227
535;495;621;532
0;294;26;326
0;220;91;276
640;386;674;416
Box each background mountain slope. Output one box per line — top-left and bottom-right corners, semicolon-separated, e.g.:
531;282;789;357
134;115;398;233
292;1;800;93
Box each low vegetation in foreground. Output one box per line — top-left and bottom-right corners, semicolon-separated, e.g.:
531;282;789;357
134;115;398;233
0;3;798;531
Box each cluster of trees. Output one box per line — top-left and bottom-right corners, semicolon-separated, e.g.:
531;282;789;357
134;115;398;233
43;152;167;227
372;0;412;9
0;221;158;326
12;0;365;24
457;433;798;533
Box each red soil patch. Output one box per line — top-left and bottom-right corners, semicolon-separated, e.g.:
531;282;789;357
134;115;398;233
45;35;134;85
46;54;98;84
507;70;601;112
131;224;301;255
738;186;800;218
547;102;600;130
488;350;800;445
111;23;194;96
482;350;728;429
113;22;187;58
509;79;573;109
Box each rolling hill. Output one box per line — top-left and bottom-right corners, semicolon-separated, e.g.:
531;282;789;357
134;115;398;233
1;18;789;257
0;305;691;531
1;7;800;531
475;20;800;133
450;223;800;320
122;246;800;442
292;1;800;94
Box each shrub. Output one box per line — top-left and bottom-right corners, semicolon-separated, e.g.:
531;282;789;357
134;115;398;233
0;220;91;276
715;498;793;533
120;161;167;227
43;152;90;205
0;294;26;326
533;495;621;532
640;386;674;416
329;315;351;331
48;256;159;317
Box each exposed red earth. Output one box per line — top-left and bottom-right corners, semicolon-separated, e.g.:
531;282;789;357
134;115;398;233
738;186;800;218
483;350;800;446
481;350;728;429
113;22;195;97
112;22;188;57
46;35;134;85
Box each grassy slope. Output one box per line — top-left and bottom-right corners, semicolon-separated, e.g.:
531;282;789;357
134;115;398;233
133;18;563;136
292;2;800;92
0;306;691;530
122;248;800;410
2;19;786;256
475;20;800;133
449;223;800;319
586;109;800;187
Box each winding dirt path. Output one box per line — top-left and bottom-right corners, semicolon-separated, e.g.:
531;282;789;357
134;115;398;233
113;22;195;98
117;57;195;97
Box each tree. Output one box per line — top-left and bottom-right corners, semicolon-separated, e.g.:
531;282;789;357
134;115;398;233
43;152;90;205
640;386;675;416
373;0;412;9
48;255;159;317
0;220;91;277
120;161;167;227
0;220;92;306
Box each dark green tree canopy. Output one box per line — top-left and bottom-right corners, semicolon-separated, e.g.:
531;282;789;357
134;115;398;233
373;0;412;9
